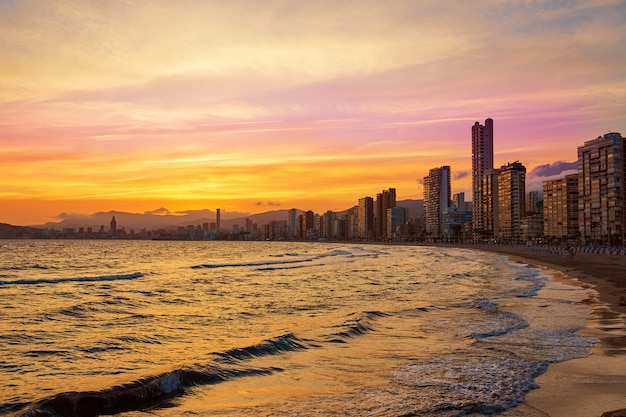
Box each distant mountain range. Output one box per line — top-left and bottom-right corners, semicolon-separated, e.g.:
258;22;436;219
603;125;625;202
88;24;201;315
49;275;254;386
4;200;423;234
33;208;301;232
0;223;43;238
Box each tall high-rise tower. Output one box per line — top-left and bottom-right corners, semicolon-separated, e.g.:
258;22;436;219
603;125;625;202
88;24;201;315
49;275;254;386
498;161;526;242
424;166;451;241
472;118;494;239
483;168;501;237
288;208;297;237
357;196;374;241
375;188;396;241
577;132;625;245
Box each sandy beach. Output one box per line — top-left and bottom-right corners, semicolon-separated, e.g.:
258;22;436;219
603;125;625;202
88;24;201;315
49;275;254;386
462;245;626;417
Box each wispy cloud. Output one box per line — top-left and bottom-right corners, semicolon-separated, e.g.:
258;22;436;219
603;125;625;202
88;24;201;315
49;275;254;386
0;0;624;224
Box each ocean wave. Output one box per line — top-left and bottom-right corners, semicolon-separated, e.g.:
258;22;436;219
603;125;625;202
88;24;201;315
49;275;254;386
190;248;365;270
453;299;529;340
483;328;596;362
191;258;313;269
11;334;307;417
469;309;529;339
507;265;546;298
0;273;143;286
392;353;548;415
12;365;277;417
216;333;309;363
0;264;55;271
325;311;388;343
256;265;309;271
508;275;546;297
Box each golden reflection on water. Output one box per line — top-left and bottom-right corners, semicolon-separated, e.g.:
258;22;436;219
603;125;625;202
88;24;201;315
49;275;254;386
0;241;600;417
140;310;473;416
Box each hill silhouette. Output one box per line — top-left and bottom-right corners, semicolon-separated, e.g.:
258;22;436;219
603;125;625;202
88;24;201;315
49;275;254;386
18;200;423;232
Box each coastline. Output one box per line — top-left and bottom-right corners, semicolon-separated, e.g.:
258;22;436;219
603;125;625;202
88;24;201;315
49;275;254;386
460;245;626;317
460;244;626;417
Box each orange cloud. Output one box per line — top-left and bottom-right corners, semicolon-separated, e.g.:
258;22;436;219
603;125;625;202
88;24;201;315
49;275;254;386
0;1;624;225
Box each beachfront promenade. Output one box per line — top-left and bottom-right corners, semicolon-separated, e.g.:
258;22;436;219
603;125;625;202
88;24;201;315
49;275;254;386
466;242;626;256
520;244;624;256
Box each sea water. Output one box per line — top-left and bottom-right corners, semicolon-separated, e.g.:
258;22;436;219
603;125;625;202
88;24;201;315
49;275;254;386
0;240;595;416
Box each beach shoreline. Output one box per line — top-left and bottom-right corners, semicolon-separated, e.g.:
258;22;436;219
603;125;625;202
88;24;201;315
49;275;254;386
458;244;626;417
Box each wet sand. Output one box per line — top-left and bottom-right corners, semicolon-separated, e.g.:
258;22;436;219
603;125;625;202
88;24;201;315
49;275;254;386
463;245;626;417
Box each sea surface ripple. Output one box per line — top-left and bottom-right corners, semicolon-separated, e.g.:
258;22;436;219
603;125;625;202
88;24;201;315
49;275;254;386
0;240;595;417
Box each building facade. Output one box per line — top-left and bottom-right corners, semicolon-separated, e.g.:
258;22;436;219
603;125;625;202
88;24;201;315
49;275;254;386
543;174;579;242
472;118;494;239
357;196;375;240
297;210;316;240
453;192;472;212
526;191;540;215
320;210;337;239
442;207;473;242
520;214;544;242
482;168;501;239
497;162;526;242
288;209;298;237
375;188;396;240
387;206;408;240
424;166;451;241
346;206;359;240
577;132;625;245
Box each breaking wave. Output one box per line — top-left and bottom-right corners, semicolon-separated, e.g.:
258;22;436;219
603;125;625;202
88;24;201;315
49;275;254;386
10;333;308;417
192;258;314;269
392;353;548;415
190;248;372;270
0;273;144;286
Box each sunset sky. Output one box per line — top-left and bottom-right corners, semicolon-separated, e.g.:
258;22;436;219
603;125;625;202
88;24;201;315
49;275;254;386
1;1;625;225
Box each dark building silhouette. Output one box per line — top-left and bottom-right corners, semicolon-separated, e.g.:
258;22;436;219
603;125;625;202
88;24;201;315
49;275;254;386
375;188;396;240
357;196;374;240
472;118;494;239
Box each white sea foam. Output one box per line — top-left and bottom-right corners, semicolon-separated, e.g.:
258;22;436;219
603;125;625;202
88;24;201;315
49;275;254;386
392;354;547;414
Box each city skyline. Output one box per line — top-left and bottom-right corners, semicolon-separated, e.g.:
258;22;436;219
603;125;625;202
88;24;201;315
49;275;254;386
2;1;625;225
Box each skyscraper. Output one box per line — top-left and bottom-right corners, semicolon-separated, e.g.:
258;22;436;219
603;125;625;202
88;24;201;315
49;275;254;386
346;206;359;240
424;166;451;241
472;118;494;239
483;168;501;238
375;188;396;241
497;161;526;242
297;210;316;240
357;196;374;240
288;208;297;237
577;132;625;245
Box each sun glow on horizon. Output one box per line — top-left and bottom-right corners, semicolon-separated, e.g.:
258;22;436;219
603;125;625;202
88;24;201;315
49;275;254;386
1;1;625;225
